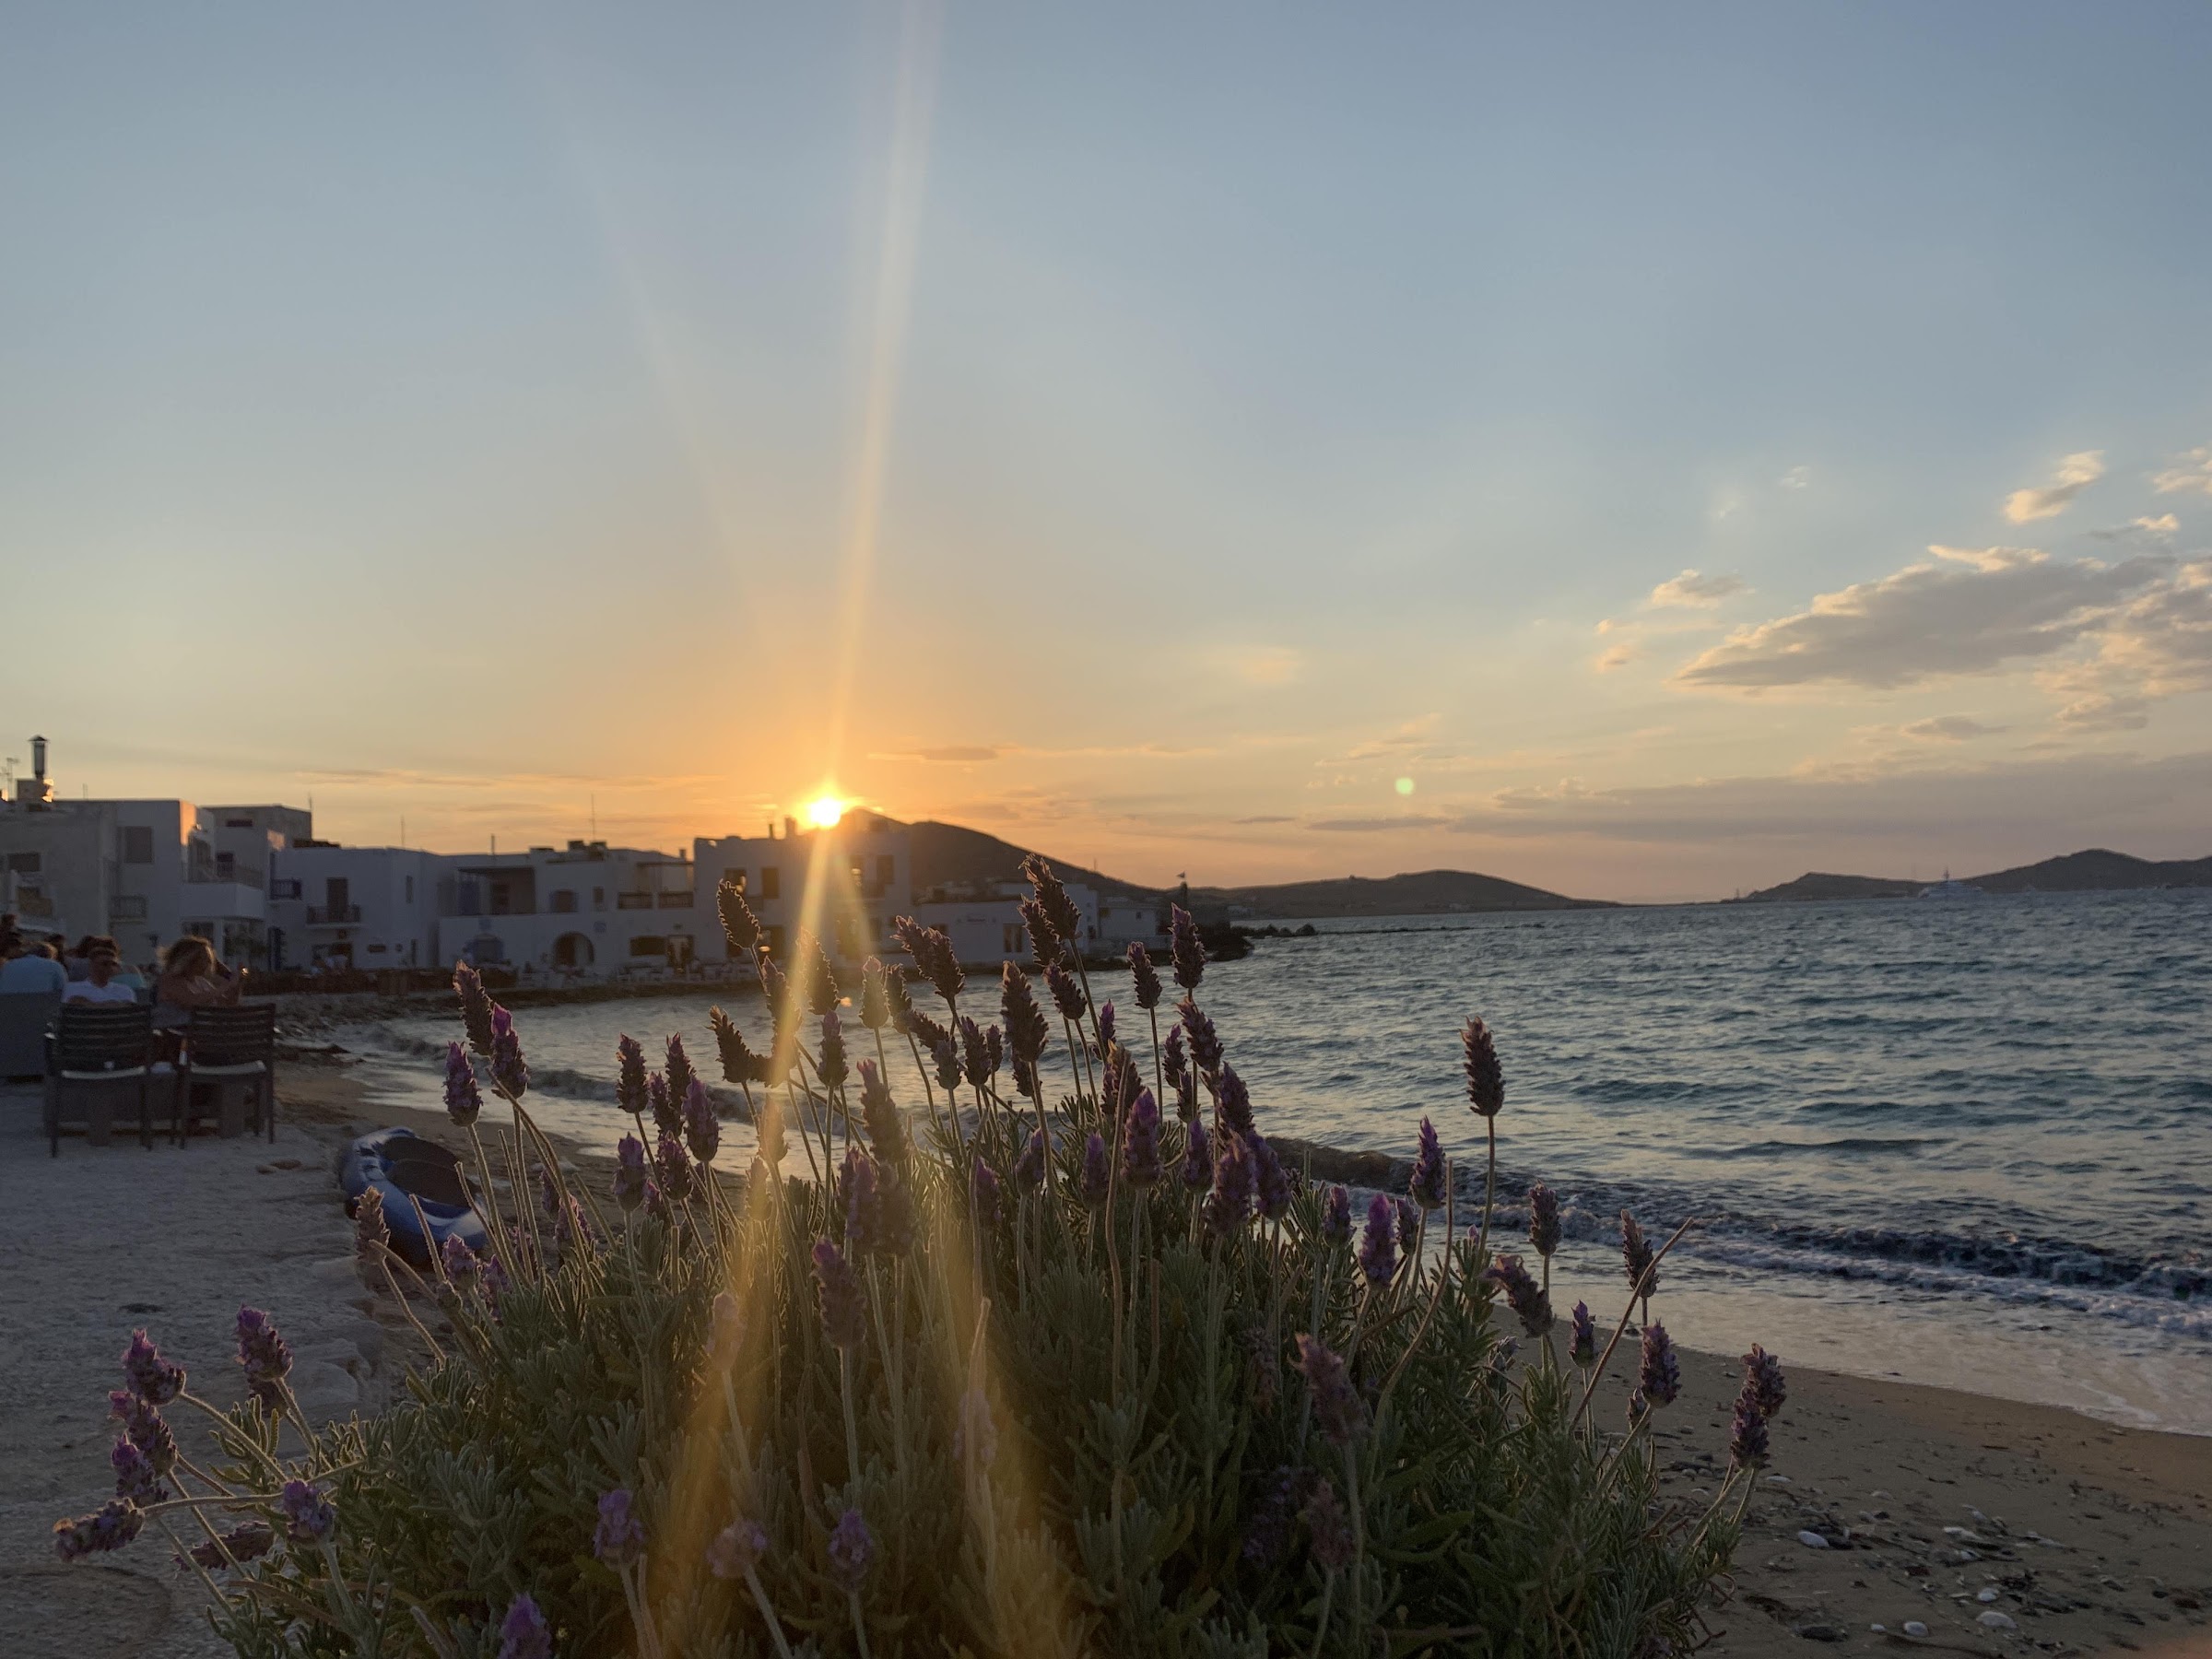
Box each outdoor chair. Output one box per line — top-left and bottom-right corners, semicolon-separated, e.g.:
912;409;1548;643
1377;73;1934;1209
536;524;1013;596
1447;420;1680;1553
42;1002;158;1157
173;1003;278;1144
0;987;64;1079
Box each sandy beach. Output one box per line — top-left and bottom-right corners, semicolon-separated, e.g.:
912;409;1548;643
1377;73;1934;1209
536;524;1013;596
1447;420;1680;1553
2;1056;2205;1658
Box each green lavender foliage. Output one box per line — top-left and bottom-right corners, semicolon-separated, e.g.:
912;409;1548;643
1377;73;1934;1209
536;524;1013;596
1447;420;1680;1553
188;875;1747;1657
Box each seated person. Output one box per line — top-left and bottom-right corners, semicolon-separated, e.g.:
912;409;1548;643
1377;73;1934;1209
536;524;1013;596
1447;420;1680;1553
63;934;101;981
63;943;138;1006
154;935;244;1023
0;940;68;994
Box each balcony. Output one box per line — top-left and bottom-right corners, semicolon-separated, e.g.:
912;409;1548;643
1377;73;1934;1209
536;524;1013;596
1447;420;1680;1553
617;892;653;910
307;905;363;924
656;891;694;909
108;895;148;921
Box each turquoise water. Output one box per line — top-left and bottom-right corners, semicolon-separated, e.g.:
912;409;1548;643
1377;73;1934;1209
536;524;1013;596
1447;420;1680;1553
353;888;2212;1430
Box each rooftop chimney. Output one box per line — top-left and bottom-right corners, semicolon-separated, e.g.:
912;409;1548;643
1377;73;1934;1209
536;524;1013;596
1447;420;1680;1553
24;735;53;809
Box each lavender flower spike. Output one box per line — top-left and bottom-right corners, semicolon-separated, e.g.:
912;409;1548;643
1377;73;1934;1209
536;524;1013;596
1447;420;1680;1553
1485;1252;1553;1336
1124;940;1162;1011
812;1239;867;1350
453;959;495;1054
234;1307;291;1409
1122;1088;1162;1189
1014;1128;1048;1189
111;1436;168;1505
683;1076;720;1164
279;1478;336;1542
841;1147;883;1253
706;1516;769;1581
1078;1131;1111;1208
614;1134;648;1212
122;1329;183;1406
1569;1300;1597;1367
1621;1210;1659;1301
497;1593;554;1659
617;1036;650;1120
1637;1321;1681;1410
1181;1118;1211;1189
1294;1334;1367;1445
1320;1183;1352;1248
109;1391;177;1474
53;1500;143;1560
1249;1132;1292;1220
1462;1015;1504;1117
655;1132;695;1204
1303;1479;1357;1572
971;1157;1001;1229
488;1004;528;1098
1357;1192;1397;1287
442;1041;482;1126
1169;903;1206;991
1526;1181;1561;1259
827;1506;875;1592
594;1488;645;1567
1728;1383;1771;1470
1743;1343;1787;1418
1202;1131;1255;1236
1409;1116;1447;1211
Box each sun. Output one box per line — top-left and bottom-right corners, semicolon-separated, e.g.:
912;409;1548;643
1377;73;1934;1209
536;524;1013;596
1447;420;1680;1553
805;794;846;830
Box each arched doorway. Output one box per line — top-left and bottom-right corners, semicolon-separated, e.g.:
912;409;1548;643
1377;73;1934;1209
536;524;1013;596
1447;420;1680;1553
553;932;594;970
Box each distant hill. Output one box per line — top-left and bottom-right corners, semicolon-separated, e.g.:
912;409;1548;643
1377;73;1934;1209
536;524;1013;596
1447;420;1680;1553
1736;847;2212;903
900;819;1154;900
1186;868;1606;920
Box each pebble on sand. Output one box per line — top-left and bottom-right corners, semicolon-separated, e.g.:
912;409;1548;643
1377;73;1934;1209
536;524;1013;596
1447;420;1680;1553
1797;1530;1830;1548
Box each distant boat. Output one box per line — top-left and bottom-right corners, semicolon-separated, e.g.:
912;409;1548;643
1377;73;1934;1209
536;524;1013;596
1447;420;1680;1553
1919;869;1983;899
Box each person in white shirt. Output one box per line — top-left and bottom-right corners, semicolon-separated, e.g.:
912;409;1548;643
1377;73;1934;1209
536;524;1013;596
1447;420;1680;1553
62;945;138;1006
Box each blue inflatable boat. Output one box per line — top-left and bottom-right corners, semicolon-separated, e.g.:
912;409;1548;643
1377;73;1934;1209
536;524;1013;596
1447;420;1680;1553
338;1128;488;1269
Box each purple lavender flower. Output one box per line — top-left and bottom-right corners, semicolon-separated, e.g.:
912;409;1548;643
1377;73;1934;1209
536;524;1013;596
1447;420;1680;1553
1018;895;1060;967
1248;1133;1292;1220
641;1178;666;1221
1044;961;1085;1023
109;1391;176;1475
984;1022;1004;1079
1728;1382;1771;1469
759;954;791;1029
1096;1000;1116;1049
971;1158;1001;1229
443;1041;482;1126
1242;1467;1309;1566
614;1134;648;1212
683;1077;720;1164
656;1133;695;1204
706;1516;768;1581
53;1500;143;1560
1570;1300;1598;1367
1409;1117;1447;1211
841;1147;883;1253
488;1005;528;1098
882;965;915;1034
1216;1065;1254;1138
664;1033;696;1115
1358;1193;1398;1287
1742;1344;1787;1419
709;1009;766;1087
1010;1052;1039;1105
441;1233;482;1290
1637;1321;1681;1409
497;1593;553;1659
931;1030;961;1094
812;1239;867;1349
479;1251;510;1306
1169;904;1206;991
645;1073;670;1136
1527;1182;1561;1259
354;1184;391;1265
1320;1184;1352;1247
594;1488;645;1568
111;1436;168;1504
1127;941;1162;1010
893;915;964;1006
616;1033;649;1119
1122;1088;1162;1189
1621;1210;1659;1301
1000;962;1051;1072
817;1009;848;1091
454;960;495;1054
1162;1025;1188;1094
1295;1334;1366;1445
1177;996;1223;1078
235;1307;291;1409
1181;1118;1211;1189
860;957;891;1030
1303;1478;1357;1572
716;875;763;958
1078;1131;1111;1208
1485;1252;1554;1336
279;1478;336;1542
1394;1195;1419;1262
801;930;840;1017
1015;1128;1048;1189
186;1520;274;1570
122;1330;183;1406
856;1059;907;1163
1202;1131;1255;1236
1462;1015;1504;1117
826;1507;875;1592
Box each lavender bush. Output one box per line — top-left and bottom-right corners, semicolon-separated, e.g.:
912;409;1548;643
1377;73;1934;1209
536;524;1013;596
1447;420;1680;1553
57;862;1783;1657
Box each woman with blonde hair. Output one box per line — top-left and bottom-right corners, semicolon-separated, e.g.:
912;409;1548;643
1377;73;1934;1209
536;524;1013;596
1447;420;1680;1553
155;934;244;1026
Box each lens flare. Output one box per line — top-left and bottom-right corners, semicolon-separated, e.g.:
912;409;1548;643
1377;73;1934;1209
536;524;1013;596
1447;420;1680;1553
806;795;846;830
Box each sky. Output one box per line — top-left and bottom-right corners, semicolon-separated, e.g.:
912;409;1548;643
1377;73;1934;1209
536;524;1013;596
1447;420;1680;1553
3;4;2209;902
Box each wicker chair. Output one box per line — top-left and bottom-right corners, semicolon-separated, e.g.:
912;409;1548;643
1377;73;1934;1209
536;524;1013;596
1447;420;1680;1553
174;1003;279;1144
43;1002;158;1156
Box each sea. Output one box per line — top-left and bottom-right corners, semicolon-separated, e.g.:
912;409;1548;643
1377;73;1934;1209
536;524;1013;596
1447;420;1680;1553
342;888;2212;1434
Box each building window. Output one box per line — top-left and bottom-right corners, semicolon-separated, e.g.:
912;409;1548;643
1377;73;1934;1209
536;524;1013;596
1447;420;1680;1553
550;888;578;913
629;935;666;958
122;827;154;865
216;852;236;879
593;886;606;910
405;876;414;903
759;865;780;900
225;817;253;829
4;852;38;873
877;853;896;889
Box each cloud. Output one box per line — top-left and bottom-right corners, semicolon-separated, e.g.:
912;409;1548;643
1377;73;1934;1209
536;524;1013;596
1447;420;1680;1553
1337;714;1440;761
1308;814;1451;832
2152;445;2212;498
2034;556;2212;729
1674;546;2171;691
1778;465;1812;490
1594;643;1638;673
2003;450;2105;523
1230;814;1296;825
1898;715;2006;742
871;745;1005;764
1230;645;1303;687
2091;514;2181;541
1650;569;1747;608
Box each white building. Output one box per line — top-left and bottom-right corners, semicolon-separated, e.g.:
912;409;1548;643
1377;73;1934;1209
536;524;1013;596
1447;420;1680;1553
693;813;910;965
439;841;698;977
1097;892;1166;951
267;844;444;971
0;740;279;968
911;878;1103;967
